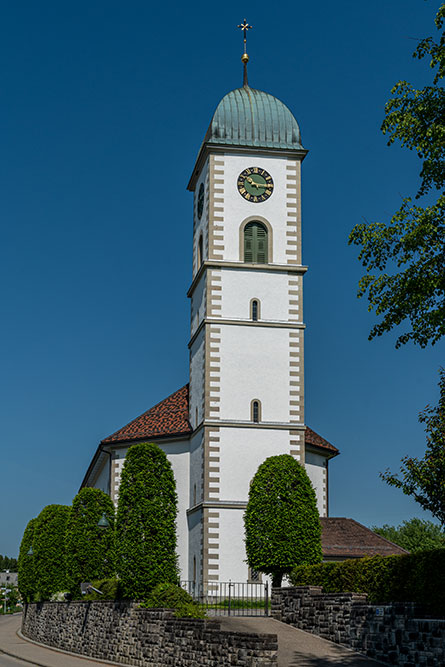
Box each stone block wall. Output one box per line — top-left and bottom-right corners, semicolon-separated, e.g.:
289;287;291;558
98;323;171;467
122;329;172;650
272;585;445;666
22;601;277;666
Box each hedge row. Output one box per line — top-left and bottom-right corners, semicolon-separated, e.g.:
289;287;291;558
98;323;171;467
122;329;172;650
18;443;179;602
290;549;445;616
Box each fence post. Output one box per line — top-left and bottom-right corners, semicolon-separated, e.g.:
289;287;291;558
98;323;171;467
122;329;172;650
265;582;269;617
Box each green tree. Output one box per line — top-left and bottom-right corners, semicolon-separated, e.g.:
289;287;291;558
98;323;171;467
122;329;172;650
381;368;445;525
65;488;115;596
115;443;178;598
244;454;322;587
349;4;445;348
0;556;18;571
373;518;445;552
34;504;71;600
17;517;37;602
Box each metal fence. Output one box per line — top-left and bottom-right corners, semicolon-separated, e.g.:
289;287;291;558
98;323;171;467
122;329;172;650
180;580;269;616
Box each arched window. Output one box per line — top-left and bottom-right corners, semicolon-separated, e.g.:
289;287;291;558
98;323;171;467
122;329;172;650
251;399;261;423
197;234;203;267
251;299;260;321
244;222;268;263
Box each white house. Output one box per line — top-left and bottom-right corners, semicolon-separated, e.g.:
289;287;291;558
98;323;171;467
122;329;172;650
81;72;340;584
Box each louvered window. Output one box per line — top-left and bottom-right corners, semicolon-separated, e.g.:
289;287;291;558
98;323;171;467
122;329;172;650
252;401;260;423
251;299;259;321
244;222;268;263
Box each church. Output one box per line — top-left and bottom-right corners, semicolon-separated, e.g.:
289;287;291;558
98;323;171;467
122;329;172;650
81;29;342;584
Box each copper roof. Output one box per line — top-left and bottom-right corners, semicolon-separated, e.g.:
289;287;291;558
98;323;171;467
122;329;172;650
321;518;408;559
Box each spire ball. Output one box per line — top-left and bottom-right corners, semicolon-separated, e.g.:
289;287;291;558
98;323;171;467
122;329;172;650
241;53;249;64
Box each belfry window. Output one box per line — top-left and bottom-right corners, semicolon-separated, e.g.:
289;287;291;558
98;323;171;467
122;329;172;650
244;222;268;263
251;399;261;423
251;299;259;321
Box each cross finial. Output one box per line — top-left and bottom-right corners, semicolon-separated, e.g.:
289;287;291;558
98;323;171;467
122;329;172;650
237;19;253;87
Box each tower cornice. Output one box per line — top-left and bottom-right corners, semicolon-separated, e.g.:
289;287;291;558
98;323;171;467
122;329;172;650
187;259;308;298
187;142;308;191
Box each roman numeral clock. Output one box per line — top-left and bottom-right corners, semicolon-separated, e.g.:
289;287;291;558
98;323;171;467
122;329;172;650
237;167;274;202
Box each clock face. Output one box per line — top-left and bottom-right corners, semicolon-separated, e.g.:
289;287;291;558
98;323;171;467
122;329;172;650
237;167;274;203
197;183;205;219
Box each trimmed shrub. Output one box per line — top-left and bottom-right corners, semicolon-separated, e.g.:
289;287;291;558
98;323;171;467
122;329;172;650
290;549;445;616
17;517;37;602
245;454;322;586
34;504;71;600
115;443;179;598
141;582;205;618
83;577;123;600
65;487;115;596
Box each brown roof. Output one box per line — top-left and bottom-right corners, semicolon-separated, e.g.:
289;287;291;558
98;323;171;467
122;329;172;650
321;517;408;559
101;385;192;444
306;426;339;456
101;385;339;455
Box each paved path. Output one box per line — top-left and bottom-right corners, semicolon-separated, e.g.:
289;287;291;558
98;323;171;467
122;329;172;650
219;616;385;667
0;615;117;667
1;612;386;667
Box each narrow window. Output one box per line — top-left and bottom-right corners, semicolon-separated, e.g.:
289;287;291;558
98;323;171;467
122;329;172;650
195;406;199;426
251;299;259;321
193;483;197;506
252;400;260;423
244;222;268;263
193;556;196;582
197;234;203;267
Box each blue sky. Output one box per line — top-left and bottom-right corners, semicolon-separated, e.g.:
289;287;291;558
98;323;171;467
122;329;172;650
1;1;443;557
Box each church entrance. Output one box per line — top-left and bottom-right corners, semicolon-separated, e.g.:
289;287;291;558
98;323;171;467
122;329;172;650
180;580;270;617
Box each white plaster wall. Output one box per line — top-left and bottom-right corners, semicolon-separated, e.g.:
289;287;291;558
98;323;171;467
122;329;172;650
189;430;204;507
93;459;110;495
190;274;206;336
213;153;299;264
219;268;290;322
193;159;209;278
305;450;327;517
218;427;291;501
219;325;291;423
189;329;205;429
187;509;202;582
218;508;248;582
161;441;190;579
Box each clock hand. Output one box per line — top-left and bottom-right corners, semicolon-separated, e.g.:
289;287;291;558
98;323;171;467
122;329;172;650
247;176;269;189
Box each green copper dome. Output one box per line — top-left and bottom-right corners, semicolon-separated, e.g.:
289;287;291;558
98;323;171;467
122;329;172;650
205;85;303;150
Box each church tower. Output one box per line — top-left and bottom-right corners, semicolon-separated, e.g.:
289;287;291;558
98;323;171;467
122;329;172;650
187;28;312;584
81;25;339;585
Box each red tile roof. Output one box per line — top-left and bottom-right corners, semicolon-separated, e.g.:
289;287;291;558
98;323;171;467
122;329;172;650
320;517;408;559
101;385;339;457
306;426;339;456
101;385;192;444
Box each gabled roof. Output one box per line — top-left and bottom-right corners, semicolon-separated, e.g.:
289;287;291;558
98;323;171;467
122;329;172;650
101;385;339;457
306;426;339;457
320;517;408;560
101;385;192;445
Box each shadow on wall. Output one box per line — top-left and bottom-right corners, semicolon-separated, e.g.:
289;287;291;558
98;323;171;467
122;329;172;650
287;650;378;666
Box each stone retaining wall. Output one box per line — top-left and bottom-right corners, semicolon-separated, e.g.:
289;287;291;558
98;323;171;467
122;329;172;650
272;585;445;666
22;601;277;666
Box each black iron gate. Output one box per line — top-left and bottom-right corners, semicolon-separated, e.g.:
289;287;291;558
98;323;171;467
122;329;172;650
180;581;269;617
